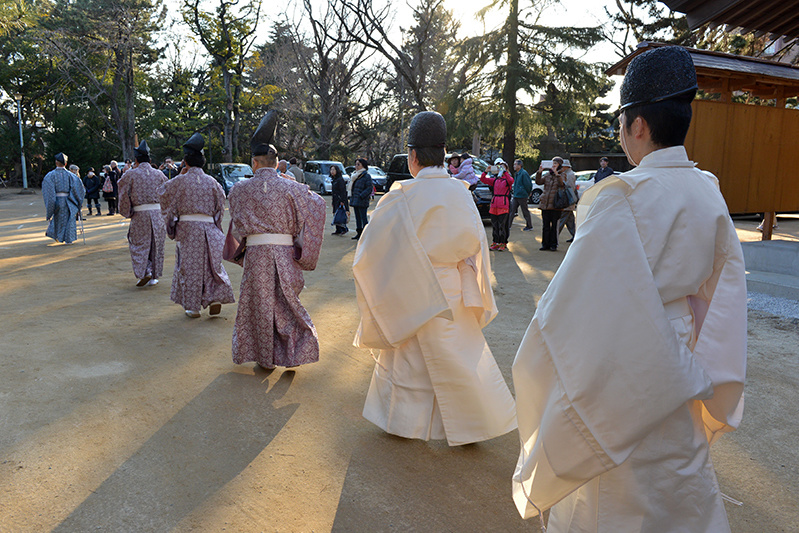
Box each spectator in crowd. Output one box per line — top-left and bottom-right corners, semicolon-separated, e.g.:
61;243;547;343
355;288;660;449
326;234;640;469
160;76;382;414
349;158;373;240
594;156;614;183
330;164;349;235
508;159;534;233
102;161;121;215
161;157;179;179
69;164;85;221
83;167;102;216
452;152;479;187
535;157;566;251
288;157;304;183
447;154;461;175
557;159;577;243
278;159;295;180
480;158;514;251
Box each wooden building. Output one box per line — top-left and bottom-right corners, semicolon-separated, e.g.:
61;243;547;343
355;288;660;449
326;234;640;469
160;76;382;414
607;42;799;238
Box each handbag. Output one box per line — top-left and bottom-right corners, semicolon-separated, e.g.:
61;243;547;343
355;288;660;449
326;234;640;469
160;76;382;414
554;188;570;209
102;176;113;193
565;186;578;206
333;205;349;226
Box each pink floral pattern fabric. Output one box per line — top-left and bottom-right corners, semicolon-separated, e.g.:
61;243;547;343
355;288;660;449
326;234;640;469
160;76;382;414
158;167;235;311
227;167;326;368
118;163;168;280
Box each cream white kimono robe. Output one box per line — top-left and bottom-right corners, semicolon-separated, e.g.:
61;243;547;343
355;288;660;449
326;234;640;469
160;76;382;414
353;166;517;446
512;147;747;532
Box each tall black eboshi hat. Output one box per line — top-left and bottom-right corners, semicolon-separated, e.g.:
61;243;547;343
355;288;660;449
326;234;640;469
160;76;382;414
407;111;446;149
620;46;698;111
134;140;150;158
55;152;68;165
251;111;278;156
183;132;205;157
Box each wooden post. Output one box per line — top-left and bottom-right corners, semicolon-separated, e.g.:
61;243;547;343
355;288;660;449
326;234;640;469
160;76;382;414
762;212;775;241
720;78;731;103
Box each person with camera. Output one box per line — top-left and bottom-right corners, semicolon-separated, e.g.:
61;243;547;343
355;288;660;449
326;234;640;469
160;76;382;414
480;158;514;251
161;157;179;179
534;157;566;251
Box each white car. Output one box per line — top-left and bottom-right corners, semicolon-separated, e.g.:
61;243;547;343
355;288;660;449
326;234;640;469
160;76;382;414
575;170;621;199
574;170;596;199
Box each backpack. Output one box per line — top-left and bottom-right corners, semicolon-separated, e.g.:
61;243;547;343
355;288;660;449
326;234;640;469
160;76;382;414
102;175;113;193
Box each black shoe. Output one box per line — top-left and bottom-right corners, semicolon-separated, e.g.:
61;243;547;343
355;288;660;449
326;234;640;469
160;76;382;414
566;238;574;243
539;246;548;251
352;233;361;240
550;246;558;251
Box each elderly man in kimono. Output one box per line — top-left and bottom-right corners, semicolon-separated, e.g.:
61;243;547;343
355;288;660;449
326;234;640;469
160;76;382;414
159;133;235;318
226;111;326;369
352;111;517;446
118;140;167;287
42;153;84;244
511;46;747;532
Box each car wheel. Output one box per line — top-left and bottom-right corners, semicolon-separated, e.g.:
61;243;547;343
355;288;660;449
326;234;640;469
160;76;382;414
530;190;541;204
318;183;326;195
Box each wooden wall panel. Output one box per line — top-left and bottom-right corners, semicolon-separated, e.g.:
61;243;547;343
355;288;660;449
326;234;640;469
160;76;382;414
746;105;783;212
776;111;799;211
687;100;799;213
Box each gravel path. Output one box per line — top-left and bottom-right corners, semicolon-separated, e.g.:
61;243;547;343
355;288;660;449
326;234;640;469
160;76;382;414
747;291;799;319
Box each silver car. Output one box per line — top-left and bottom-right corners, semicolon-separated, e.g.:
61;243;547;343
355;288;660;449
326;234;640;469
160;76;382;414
303;160;349;195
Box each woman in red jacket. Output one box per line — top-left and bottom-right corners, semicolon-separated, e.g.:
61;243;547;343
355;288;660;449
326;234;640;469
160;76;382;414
480;158;514;251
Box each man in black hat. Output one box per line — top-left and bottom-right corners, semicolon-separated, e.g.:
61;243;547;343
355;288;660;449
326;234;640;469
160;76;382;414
118;140;168;287
158;132;235;317
512;46;746;532
351;111;516;446
41;152;84;244
226;111;326;369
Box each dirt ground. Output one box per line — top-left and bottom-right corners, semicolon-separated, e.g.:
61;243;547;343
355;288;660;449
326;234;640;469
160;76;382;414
0;187;797;532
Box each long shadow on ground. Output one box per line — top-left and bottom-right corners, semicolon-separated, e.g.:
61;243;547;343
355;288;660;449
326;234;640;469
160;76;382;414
332;431;537;532
54;370;298;532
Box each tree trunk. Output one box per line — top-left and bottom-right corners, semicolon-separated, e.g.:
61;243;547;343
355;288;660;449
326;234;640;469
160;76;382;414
501;0;520;165
222;68;234;163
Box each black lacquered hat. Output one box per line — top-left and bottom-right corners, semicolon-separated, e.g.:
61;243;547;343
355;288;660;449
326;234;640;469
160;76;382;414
55;152;68;165
620;46;698;111
251;111;278;156
183;132;205;156
407;111;446;148
134;140;150;157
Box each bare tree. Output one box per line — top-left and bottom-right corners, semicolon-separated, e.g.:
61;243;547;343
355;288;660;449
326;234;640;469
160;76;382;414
285;0;373;160
182;0;261;161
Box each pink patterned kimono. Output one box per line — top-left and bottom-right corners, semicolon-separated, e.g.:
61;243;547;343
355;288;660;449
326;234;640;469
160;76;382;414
118;162;168;280
227;167;326;368
158;167;235;312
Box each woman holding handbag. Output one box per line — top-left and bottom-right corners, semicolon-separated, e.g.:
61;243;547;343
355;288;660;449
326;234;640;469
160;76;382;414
330;165;349;235
535;156;567;251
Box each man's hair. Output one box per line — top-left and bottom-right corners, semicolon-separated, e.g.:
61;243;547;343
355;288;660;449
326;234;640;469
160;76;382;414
253;153;278;167
184;152;206;168
411;147;444;167
289;157;297;165
623;98;693;147
600;157;609;162
514;159;523;166
135;154;150;163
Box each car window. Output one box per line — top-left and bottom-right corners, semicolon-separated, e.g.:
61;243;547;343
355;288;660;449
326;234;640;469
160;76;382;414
368;167;386;176
389;156;408;174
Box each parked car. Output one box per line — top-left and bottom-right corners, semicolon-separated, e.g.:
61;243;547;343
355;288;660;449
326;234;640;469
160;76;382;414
367;166;387;192
574;170;621;199
210;163;254;196
303;160;349;195
386;154;412;191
